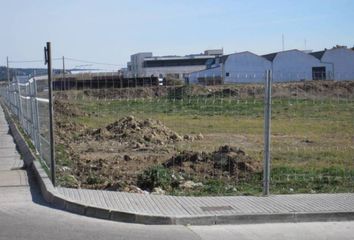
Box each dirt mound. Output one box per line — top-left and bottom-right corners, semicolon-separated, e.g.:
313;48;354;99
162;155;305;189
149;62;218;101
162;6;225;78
83;87;168;99
272;80;354;99
164;145;261;180
54;99;86;117
91;116;183;145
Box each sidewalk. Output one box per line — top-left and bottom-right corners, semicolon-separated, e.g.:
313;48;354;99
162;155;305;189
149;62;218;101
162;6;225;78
0;108;26;185
0;107;30;208
1;103;354;225
58;187;354;225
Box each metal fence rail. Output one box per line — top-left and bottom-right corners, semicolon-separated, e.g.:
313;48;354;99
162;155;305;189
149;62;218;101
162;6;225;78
1;75;52;177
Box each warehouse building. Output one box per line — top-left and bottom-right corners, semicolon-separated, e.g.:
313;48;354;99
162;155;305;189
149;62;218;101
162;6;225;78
123;49;223;80
123;46;353;85
188;51;272;84
262;49;333;82
310;47;354;81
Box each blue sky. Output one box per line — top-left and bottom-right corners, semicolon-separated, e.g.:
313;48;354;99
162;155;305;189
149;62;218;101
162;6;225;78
1;0;354;69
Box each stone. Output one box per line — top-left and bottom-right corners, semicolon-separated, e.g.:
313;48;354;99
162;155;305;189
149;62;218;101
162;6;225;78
179;180;203;189
196;133;204;140
151;187;166;195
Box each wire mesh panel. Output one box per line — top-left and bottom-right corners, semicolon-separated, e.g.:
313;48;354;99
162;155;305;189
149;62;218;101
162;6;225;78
52;67;354;196
269;75;354;194
2;55;353;196
0;70;53;177
53;69;266;195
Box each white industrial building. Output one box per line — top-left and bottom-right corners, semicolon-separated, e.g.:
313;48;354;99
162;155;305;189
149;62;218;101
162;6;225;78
188;51;272;84
123;49;223;80
262;49;333;82
122;46;354;84
310;47;354;81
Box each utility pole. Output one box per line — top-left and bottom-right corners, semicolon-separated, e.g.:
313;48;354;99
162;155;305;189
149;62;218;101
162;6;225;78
263;70;272;196
44;42;56;186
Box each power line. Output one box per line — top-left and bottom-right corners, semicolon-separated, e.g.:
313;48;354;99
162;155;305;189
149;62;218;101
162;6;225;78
7;57;124;67
9;59;44;63
8;58;61;63
65;57;124;66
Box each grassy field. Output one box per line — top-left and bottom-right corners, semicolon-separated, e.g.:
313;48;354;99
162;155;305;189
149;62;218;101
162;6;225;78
55;90;354;195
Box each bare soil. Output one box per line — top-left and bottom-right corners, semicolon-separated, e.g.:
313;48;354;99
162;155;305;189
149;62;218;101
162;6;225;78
54;106;260;192
53;80;354;194
55;80;354;100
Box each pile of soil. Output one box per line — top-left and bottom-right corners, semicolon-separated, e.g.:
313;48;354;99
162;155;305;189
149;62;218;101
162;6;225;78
164;145;261;180
54;80;354;101
54;99;86;117
54;100;88;146
82;87;168;99
91;116;182;146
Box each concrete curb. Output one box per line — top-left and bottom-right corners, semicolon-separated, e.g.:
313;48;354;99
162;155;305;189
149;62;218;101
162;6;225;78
2;100;354;225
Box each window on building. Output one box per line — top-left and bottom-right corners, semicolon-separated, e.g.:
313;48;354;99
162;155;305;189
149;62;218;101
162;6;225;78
225;72;230;77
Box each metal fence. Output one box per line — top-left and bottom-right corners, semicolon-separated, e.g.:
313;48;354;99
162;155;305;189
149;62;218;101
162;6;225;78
1;58;353;196
0;75;52;177
51;70;354;196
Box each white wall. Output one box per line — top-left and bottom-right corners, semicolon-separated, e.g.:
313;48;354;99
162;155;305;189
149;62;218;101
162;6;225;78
224;52;272;83
272;50;333;82
321;48;354;81
130;53;153;77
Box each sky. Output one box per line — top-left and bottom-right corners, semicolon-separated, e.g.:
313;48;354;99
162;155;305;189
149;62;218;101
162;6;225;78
1;0;354;69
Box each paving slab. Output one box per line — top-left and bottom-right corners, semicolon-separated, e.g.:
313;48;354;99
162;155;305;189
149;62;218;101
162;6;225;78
0;170;29;187
57;187;354;219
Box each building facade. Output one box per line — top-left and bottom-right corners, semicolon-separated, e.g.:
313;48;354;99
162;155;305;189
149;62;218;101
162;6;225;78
123;47;353;84
123;50;223;80
188;51;272;84
262;50;333;82
311;47;354;81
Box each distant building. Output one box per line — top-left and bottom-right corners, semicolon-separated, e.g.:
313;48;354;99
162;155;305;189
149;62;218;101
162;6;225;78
122;46;354;85
188;51;271;84
263;49;333;82
310;47;354;81
123;49;223;80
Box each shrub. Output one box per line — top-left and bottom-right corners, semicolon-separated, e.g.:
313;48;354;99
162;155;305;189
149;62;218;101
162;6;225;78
137;165;172;191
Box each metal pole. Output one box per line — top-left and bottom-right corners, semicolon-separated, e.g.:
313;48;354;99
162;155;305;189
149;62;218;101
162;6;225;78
45;42;56;186
62;56;65;90
33;75;41;153
263;70;272;196
6;56;10;85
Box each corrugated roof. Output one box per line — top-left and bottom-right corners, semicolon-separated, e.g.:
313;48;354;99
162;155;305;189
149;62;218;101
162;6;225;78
310;51;325;60
220;54;230;63
262;52;278;62
262;49;314;61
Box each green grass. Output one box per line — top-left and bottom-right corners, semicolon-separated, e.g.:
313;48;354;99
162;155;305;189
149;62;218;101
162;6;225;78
57;95;354;195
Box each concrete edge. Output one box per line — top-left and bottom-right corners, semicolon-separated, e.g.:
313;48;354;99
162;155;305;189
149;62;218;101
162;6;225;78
2;100;354;225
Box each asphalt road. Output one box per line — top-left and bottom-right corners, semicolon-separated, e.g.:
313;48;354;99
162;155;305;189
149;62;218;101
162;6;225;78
0;169;199;240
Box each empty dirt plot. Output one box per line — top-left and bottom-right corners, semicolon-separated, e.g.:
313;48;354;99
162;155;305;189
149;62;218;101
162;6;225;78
54;81;354;196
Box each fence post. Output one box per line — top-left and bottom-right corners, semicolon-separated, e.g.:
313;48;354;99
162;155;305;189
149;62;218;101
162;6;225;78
62;56;66;90
16;77;22;123
263;70;272;196
45;42;56;186
6;57;10;85
33;76;41;153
